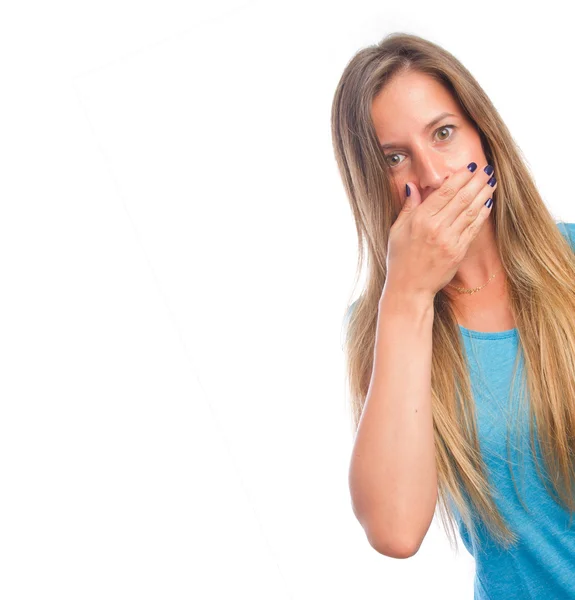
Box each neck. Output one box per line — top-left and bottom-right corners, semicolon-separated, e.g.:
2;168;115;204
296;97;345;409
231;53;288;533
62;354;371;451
443;217;504;297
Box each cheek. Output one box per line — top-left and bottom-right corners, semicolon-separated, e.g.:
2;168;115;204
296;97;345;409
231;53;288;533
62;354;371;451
395;181;406;203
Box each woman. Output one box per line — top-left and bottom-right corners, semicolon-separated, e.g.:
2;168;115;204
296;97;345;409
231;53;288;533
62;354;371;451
333;32;575;598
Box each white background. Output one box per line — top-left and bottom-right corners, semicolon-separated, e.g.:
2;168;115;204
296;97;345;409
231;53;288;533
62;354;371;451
1;0;572;598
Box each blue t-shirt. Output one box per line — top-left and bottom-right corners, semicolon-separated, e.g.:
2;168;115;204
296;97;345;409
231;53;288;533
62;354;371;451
453;220;575;599
343;221;575;598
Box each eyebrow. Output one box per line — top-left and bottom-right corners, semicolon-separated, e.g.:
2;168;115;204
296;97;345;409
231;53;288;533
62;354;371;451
379;112;458;151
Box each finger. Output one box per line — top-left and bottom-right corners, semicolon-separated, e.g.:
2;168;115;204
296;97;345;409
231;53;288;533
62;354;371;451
453;182;496;247
421;161;481;216
440;162;495;226
396;182;423;221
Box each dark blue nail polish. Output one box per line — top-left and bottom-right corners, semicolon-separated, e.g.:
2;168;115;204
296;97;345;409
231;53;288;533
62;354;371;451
485;198;493;208
467;162;477;172
488;176;496;187
484;165;494;175
405;183;410;197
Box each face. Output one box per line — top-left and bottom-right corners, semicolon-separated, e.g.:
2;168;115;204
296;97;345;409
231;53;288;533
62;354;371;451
371;70;488;210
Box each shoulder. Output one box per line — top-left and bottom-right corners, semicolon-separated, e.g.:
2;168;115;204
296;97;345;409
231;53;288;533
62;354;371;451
556;221;575;250
343;298;360;329
341;298;360;351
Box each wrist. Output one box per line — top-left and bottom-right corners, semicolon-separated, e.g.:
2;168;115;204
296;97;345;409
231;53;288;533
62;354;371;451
379;281;435;314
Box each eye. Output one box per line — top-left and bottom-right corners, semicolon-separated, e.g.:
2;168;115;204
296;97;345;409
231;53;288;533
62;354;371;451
436;124;456;141
384;152;405;168
384;124;457;168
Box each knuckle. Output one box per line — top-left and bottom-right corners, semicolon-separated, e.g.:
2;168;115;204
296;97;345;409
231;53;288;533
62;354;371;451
447;252;461;269
437;233;453;254
438;234;459;261
465;205;478;220
458;188;473;207
426;220;441;241
439;183;455;200
467;221;479;236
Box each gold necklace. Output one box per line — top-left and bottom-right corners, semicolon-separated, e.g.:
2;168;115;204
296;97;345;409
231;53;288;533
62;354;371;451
446;269;501;295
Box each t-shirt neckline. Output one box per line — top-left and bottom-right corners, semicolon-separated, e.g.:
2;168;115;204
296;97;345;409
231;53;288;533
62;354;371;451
458;324;518;340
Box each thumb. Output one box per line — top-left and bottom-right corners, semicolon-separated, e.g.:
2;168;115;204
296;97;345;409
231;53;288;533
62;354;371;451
399;182;422;215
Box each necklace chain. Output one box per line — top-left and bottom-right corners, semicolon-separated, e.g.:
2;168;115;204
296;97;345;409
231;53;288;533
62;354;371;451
446;270;501;295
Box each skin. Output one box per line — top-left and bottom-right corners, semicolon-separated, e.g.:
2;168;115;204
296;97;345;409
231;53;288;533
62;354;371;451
370;70;515;331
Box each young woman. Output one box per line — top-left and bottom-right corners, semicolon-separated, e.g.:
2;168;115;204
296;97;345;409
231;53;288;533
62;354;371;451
333;32;575;599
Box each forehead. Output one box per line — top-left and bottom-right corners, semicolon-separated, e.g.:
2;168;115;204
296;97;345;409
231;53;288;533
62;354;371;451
371;71;461;143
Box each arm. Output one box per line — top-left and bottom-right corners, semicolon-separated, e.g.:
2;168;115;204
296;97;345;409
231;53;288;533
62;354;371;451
348;282;437;558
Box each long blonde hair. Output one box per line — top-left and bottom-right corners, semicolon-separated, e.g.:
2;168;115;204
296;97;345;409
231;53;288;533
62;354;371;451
332;32;575;552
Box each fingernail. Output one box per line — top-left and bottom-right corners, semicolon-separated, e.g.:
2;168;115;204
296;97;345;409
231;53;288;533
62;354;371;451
405;183;411;197
467;162;477;172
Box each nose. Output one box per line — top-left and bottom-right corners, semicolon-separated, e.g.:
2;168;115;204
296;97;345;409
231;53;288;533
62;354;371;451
413;152;450;198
